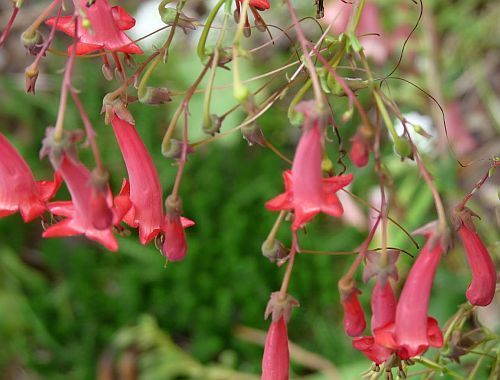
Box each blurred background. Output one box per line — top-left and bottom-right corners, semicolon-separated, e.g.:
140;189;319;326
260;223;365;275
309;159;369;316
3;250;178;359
0;0;498;379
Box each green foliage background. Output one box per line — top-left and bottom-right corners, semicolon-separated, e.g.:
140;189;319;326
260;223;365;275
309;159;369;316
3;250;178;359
0;0;498;379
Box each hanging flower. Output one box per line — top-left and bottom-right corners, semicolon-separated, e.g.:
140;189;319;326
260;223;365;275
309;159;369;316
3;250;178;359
374;225;445;359
262;292;299;380
111;114;164;244
262;317;289;380
349;126;372;168
340;286;366;337
266;103;353;230
0;132;61;222
353;252;400;365
46;0;142;55
454;207;496;306
43;154;128;251
112;113;194;258
161;195;195;262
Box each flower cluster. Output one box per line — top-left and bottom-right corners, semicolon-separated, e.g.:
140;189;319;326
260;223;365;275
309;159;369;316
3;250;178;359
0;1;497;379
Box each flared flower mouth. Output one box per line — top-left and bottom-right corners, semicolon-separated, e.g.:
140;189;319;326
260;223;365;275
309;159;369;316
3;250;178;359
42;154;127;252
46;0;142;55
0;132;61;222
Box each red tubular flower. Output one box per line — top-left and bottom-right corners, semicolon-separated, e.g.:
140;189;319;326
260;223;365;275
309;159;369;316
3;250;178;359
266;106;353;230
112;114;194;258
371;281;397;332
386;233;444;359
353;281;397;364
455;208;496;306
0;133;60;222
394;238;443;357
111;114;164;244
340;287;366;337
46;0;142;55
262;316;289;380
43;155;125;251
349;127;371;168
161;215;195;262
352;336;393;365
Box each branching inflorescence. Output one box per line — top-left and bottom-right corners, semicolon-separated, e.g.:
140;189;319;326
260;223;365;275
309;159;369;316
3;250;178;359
0;0;498;378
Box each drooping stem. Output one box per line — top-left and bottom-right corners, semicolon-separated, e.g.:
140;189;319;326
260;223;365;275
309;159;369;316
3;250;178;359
53;15;77;143
279;231;298;300
285;0;325;110
22;0;60;38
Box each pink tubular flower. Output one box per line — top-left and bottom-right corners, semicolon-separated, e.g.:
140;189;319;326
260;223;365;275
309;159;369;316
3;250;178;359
353;280;397;364
43;154;127;251
46;0;142;55
372;231;444;359
371;281;397;332
262;316;289;380
161;215;195;262
340;287;366;337
454;208;496;306
0;132;60;222
111;114;194;258
111;114;163;244
266;106;353;230
349;127;371;168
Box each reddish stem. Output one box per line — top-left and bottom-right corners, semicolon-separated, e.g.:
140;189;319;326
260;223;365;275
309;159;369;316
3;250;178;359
0;6;19;47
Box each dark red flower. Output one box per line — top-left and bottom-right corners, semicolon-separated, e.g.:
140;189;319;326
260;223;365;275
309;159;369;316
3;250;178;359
266;108;353;230
46;0;142;55
43;154;128;251
340;287;366;337
111;114;163;244
112;114;194;259
353;259;399;365
262;316;289;380
0;132;61;222
161;215;195;262
454;208;496;306
349;127;371;167
373;231;444;359
352;336;393;365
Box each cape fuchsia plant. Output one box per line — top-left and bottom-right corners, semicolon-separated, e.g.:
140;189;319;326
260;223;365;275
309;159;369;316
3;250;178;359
0;0;498;378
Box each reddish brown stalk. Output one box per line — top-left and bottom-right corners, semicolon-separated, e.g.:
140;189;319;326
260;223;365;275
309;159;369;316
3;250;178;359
169;60;212;202
312;47;372;130
69;89;105;174
0;5;19;47
456;162;499;211
278;231;298;300
53;14;78;142
284;0;325;109
339;216;381;289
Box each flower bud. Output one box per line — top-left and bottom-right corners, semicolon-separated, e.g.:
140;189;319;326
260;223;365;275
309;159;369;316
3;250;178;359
261;239;287;262
241;122;265;146
261;317;289;380
24;64;39;94
340;286;366;337
454;207;496;306
202;114;223;136
394;137;413;160
138;86;172;105
21;29;44;55
161;139;192;160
